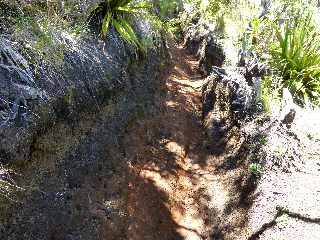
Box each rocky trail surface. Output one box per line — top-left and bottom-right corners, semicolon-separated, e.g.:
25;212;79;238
122;44;253;240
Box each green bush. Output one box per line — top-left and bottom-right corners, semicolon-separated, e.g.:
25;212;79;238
183;0;233;16
163;18;183;40
157;0;182;20
206;0;233;17
261;75;283;113
248;1;320;106
269;10;320;105
88;0;147;50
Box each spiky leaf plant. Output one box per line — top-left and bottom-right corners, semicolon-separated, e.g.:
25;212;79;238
269;11;320;105
89;0;147;50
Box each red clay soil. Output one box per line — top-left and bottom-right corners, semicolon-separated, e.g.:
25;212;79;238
122;44;252;240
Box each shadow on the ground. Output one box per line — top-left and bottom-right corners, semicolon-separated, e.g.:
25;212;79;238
248;206;320;240
122;46;257;240
126;171;185;240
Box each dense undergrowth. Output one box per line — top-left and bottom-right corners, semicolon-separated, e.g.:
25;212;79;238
88;0;148;50
172;0;320;108
1;0;320;108
242;0;320;108
0;0;187;63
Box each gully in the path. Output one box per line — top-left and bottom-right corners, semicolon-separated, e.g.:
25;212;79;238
123;44;251;240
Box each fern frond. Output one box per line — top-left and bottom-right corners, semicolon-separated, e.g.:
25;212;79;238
89;0;147;51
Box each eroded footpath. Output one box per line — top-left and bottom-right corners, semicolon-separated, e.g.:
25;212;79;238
122;44;253;240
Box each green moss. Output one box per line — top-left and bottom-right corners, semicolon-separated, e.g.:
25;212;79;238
12;15;66;73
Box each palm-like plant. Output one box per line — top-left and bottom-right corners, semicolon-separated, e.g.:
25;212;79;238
89;0;147;49
270;12;320;105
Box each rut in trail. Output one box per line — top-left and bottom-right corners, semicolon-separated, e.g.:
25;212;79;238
123;44;252;240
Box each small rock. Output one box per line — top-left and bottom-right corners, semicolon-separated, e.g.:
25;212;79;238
279;88;296;128
281;109;296;128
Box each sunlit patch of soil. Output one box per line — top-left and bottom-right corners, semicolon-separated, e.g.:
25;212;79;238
121;43;252;240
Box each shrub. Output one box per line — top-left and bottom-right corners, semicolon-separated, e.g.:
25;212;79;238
88;0;147;50
183;0;234;17
261;75;283;114
164;18;183;40
248;2;320;106
269;10;320;105
157;0;182;20
206;0;233;17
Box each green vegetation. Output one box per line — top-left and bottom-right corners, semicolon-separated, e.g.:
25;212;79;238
259;135;268;146
183;0;234;18
157;0;182;20
261;75;283;113
249;163;263;176
15;16;66;71
270;11;320;105
4;0;319;108
88;0;148;50
248;1;320;107
0;1;87;72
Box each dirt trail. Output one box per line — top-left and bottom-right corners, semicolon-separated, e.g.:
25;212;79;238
123;44;252;240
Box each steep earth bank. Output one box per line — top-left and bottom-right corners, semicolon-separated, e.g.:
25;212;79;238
1;12;259;238
0;22;168;239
